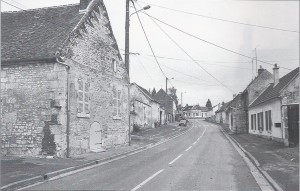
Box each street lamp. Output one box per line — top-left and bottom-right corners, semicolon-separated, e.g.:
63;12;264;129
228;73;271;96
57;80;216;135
166;77;174;94
130;5;151;17
125;1;151;146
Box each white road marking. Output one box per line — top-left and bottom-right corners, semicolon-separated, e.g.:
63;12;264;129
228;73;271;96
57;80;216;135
193;141;197;145
130;169;164;191
185;146;192;151
168;154;183;165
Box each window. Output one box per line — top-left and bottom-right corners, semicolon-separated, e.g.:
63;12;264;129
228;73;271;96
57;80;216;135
113;87;121;119
257;112;264;131
251;114;257;130
265;110;272;131
112;59;117;72
77;79;90;117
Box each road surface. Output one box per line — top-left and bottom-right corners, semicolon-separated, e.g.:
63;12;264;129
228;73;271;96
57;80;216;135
23;119;261;191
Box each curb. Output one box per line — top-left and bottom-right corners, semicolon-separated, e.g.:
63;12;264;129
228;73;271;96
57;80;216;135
2;124;193;191
219;125;283;191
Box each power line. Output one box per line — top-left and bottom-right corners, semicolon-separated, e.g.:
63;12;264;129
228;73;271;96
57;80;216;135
141;11;293;71
143;54;253;70
141;9;235;93
139;1;299;33
2;0;23;10
8;0;27;8
141;55;214;83
132;3;175;90
132;3;167;79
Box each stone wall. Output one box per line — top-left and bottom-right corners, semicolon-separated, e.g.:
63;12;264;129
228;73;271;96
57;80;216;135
1;62;68;157
61;2;129;156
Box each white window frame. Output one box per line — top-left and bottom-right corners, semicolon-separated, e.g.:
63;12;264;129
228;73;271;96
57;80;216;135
77;78;90;118
113;88;122;120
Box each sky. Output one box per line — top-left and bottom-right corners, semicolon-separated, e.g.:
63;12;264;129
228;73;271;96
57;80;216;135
1;0;299;107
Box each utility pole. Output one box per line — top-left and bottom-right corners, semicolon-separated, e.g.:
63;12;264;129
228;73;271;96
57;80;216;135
125;0;130;145
254;48;258;76
181;92;183;106
165;77;168;94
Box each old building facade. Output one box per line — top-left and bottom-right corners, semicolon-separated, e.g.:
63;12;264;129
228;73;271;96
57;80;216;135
130;83;163;131
249;66;299;146
1;0;129;157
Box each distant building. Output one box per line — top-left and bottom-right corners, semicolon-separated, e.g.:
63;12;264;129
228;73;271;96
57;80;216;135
182;104;211;119
249;66;299;146
1;0;129;157
154;89;176;123
130;83;164;131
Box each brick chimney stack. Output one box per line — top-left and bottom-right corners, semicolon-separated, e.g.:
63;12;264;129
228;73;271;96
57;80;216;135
258;65;265;75
79;0;92;13
273;64;279;86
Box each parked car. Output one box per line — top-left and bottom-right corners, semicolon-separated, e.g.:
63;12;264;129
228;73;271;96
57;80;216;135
179;119;187;126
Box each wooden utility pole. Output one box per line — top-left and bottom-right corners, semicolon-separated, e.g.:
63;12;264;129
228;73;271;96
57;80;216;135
165;77;168;94
255;48;258;76
125;0;130;145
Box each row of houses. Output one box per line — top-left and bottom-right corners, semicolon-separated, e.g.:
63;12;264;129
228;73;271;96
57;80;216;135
1;0;176;158
181;104;213;119
130;83;176;130
213;65;299;146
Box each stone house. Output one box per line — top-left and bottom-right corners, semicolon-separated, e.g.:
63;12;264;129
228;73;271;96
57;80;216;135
130;83;163;131
154;89;176;123
249;66;299;146
1;0;129;157
225;66;273;133
215;102;230;124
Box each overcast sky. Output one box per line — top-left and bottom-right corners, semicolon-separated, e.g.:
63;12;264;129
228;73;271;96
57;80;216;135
1;0;299;106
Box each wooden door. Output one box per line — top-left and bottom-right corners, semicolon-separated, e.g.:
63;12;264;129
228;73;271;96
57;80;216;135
288;104;299;145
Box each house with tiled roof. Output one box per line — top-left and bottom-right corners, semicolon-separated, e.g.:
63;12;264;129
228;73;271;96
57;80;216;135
130;83;165;130
182;104;211;119
219;66;273;133
248;65;299;146
215;102;230;124
1;0;129;157
154;89;176;123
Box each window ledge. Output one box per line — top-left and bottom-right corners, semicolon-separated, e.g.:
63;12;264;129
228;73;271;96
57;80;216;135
113;116;122;120
77;113;90;118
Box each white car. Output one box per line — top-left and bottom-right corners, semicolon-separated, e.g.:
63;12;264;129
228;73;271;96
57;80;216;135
179;119;187;126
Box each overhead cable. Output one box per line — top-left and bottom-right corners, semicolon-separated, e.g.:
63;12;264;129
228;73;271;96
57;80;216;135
139;1;299;33
141;12;293;71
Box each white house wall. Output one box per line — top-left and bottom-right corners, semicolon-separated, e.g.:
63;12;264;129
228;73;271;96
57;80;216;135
248;99;282;141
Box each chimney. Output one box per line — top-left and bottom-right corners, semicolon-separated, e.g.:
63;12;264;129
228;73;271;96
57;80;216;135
233;94;236;98
79;0;92;13
273;64;279;86
258;65;265;75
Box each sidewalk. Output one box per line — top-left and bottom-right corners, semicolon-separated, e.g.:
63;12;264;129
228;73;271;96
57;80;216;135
1;122;187;190
221;124;299;191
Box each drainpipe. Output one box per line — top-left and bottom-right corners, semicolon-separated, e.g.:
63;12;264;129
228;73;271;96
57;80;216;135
56;56;71;158
66;66;71;157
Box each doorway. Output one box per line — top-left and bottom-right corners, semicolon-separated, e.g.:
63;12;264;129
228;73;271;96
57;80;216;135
288;104;299;145
89;122;103;152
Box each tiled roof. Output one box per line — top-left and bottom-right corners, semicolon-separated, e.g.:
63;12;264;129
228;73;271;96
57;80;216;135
215;102;230;113
1;4;82;61
182;106;193;111
250;67;299;107
135;84;156;101
154;89;174;114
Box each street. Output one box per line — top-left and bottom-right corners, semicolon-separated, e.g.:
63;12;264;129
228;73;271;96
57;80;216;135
23;120;261;191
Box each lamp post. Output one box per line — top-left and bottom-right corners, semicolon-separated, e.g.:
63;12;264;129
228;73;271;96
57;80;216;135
125;0;151;145
165;77;174;94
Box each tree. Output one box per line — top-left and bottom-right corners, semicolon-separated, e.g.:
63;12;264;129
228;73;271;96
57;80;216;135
206;99;212;108
151;88;156;97
168;87;178;107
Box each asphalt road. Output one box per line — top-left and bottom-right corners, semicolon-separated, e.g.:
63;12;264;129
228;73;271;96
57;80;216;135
24;119;261;191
